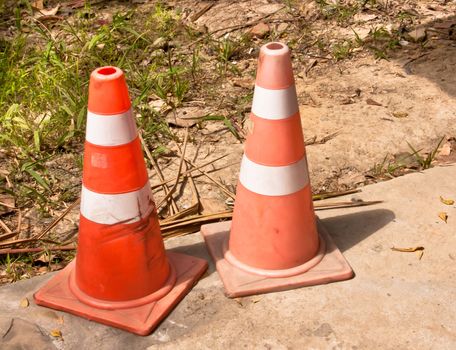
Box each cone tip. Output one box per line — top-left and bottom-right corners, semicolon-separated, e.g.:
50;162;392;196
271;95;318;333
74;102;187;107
256;42;294;90
88;66;131;115
91;66;124;82
260;42;289;57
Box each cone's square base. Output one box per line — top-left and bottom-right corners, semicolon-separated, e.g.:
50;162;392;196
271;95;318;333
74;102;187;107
34;252;207;336
200;219;354;298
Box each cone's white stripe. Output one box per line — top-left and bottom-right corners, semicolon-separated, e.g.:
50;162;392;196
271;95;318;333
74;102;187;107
251;84;299;120
239;155;309;196
80;182;154;225
86;108;137;146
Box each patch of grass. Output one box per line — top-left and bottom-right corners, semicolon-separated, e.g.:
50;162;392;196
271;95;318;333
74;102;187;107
315;0;360;24
407;136;445;170
352;25;401;60
370;154;408;179
0;3;200;210
332;39;355;60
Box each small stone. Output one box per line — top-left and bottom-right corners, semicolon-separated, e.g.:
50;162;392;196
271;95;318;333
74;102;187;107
249;22;270;39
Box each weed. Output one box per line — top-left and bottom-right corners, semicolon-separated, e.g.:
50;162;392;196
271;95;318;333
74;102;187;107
0;3;201;209
332;39;354;60
201;115;243;141
316;0;359;24
370;154;408;178
407;136;445;170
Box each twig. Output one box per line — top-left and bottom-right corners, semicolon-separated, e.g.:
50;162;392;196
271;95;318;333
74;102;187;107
0;219;13;234
0;199;79;248
139;132;178;215
312;189;361;201
157;129;189;208
0;245;77;256
190;2;215;22
185;158;235;199
151;154;230;189
306;130;341;146
161;203;200;224
314;200;383;210
0;201;15;209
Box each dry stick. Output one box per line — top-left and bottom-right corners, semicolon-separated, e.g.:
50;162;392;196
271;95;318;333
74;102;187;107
0;201;15;209
176;143;200;205
312;189;361;201
157;129;189;208
0;199;80;248
0;245;77;256
0;232;17;242
151;153;229;189
16;209;22;233
184;158;235;200
0;219;12;234
139;133;178;215
314;200;383;210
190;2;215;22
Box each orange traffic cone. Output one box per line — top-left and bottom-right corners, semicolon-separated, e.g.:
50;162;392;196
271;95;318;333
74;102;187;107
201;43;353;297
34;66;208;335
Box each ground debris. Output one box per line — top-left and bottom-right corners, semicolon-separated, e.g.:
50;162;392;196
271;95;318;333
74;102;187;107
391;246;425;259
438;212;448;223
439;196;454;206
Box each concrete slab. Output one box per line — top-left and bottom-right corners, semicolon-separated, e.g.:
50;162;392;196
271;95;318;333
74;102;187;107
1;166;456;349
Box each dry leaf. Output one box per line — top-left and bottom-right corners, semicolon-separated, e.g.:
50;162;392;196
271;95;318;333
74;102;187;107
391;246;425;259
20;297;29;308
50;329;62;338
391;246;424;253
39;5;60;16
392;111;408;118
31;0;44;10
366;98;383;106
57;316;64;325
438;212;448;223
440;196;454;205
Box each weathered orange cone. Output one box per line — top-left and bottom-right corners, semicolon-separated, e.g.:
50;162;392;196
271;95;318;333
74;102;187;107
201;43;353;297
34;66;208;335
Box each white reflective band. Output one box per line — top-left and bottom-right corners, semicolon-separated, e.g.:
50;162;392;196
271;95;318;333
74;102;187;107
239;155;309;196
80;182;154;225
251;84;299;120
86;108;137;146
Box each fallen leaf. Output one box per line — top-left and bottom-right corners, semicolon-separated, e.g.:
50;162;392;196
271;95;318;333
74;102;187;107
391;246;425;253
31;0;44;10
392;111;408;118
440;196;454;205
20;298;29;308
57;316;64;325
50;329;62;338
391;246;425;259
39;5;60;16
438;212;448;223
366;98;383;106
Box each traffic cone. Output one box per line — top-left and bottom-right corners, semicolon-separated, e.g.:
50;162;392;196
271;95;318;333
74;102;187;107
34;66;208;335
201;43;353;297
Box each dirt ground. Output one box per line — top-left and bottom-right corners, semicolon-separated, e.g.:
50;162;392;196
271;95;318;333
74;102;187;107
155;0;456;208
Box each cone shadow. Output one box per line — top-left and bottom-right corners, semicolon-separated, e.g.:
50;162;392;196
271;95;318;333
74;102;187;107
320;209;395;252
168;239;217;276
